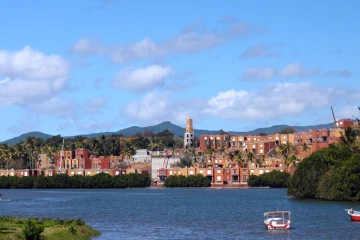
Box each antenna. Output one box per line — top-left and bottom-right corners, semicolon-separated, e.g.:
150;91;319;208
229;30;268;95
59;138;65;170
331;106;337;129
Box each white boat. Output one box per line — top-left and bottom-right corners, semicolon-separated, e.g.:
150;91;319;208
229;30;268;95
0;198;11;202
264;211;291;230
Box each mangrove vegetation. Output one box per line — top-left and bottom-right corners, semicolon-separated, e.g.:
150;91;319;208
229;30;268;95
0;173;151;189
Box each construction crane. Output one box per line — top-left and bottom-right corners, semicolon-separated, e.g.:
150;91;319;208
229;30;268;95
162;151;172;169
331;106;337;129
59;138;65;170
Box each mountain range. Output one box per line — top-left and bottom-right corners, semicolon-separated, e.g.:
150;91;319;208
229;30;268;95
1;121;335;146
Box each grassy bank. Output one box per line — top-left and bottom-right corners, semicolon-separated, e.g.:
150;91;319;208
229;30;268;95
0;216;100;240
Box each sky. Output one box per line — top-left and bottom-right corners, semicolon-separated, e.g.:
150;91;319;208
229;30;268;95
0;0;359;141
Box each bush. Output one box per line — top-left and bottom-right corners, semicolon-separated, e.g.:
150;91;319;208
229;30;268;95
247;170;290;188
22;218;44;240
164;174;211;187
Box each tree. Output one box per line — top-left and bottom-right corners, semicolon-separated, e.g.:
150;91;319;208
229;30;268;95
278;142;295;166
219;145;226;157
74;136;87;149
301;142;311;157
247;152;255;167
219;129;227;135
279;127;296;134
234;151;246;167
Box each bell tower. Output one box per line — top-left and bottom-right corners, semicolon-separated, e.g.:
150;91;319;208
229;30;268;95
184;117;195;147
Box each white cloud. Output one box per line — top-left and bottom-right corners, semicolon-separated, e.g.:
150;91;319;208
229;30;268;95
122;90;205;125
0;46;69;80
325;69;352;78
240;42;283;58
111;64;174;91
241;67;277;81
278;63;319;78
241;62;319;81
85;97;106;114
336;105;360;120
203;82;334;120
0;46;70;107
28;97;75;117
70;19;261;63
7;114;39;134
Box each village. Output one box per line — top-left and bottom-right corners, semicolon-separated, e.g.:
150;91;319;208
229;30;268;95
0;117;357;187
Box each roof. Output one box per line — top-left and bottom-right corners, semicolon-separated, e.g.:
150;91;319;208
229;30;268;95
264;211;291;216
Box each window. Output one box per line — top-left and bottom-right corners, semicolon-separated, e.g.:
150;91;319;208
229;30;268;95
115;171;119;175
199;170;203;174
233;169;237;174
170;170;173;175
189;170;194;175
259;169;263;175
217;176;222;182
265;170;269;173
207;170;212;175
250;169;254;174
243;169;247;173
243;175;247;181
217;169;221;173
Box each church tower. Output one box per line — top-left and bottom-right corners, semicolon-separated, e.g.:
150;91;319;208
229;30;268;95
184;117;195;147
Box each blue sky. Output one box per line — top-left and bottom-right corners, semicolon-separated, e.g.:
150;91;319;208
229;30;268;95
1;0;359;141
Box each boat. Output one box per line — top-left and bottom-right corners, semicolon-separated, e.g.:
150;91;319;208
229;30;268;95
264;211;291;230
0;198;11;202
346;208;360;221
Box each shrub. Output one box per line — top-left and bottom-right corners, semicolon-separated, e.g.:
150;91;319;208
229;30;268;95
22;218;44;240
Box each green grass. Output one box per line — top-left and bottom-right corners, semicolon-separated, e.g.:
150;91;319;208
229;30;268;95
0;216;100;240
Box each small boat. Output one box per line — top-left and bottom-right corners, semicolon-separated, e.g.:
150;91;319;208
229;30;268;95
346;208;360;221
0;198;11;202
264;211;291;230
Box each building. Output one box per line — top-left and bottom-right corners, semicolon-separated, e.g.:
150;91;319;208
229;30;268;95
184;117;195;148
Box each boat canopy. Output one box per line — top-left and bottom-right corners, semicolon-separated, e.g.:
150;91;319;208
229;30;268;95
264;211;291;217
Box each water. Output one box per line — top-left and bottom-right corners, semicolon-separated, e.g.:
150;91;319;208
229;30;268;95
1;188;360;239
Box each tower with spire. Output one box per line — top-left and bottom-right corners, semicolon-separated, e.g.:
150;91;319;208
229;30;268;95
184;117;195;147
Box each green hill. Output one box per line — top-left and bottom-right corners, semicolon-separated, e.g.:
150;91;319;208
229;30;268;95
1;121;334;145
2;131;53;145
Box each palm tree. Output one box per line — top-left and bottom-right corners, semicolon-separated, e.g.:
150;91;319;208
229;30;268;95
109;138;120;156
42;145;54;169
340;126;358;148
74;136;87;149
301;143;311;157
219;145;226;157
278;142;295;166
226;151;235;163
204;147;216;166
234;151;246;167
247;152;255;167
23;136;36;169
99;135;108;157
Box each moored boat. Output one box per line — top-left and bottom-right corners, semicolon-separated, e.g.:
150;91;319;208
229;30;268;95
264;211;291;230
346;208;360;221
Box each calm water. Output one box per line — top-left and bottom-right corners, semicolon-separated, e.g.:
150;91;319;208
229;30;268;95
1;188;360;239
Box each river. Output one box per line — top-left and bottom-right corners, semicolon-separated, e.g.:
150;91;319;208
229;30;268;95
1;188;360;239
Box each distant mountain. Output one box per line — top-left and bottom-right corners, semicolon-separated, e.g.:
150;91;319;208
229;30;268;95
1;121;334;146
2;131;53;146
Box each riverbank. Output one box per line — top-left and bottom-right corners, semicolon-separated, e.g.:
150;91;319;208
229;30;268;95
0;216;100;240
153;182;249;188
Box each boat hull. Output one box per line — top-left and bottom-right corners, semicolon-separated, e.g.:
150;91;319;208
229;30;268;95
349;215;360;221
265;223;291;230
